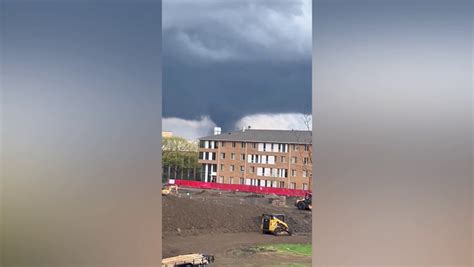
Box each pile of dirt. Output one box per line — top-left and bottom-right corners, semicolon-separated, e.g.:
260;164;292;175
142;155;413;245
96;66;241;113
194;190;221;197
244;193;265;198
162;192;312;237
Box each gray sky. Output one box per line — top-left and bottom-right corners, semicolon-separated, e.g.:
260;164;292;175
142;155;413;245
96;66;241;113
162;0;312;139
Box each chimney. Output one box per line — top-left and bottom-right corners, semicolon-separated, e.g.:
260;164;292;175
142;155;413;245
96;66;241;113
214;127;221;135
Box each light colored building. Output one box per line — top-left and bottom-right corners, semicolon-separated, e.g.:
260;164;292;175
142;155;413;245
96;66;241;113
198;129;312;190
162;131;173;138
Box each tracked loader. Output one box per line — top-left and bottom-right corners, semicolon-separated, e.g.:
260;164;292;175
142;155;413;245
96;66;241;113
295;192;312;211
260;214;292;236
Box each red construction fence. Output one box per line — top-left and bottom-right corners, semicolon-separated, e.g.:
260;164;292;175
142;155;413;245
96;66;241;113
170;179;310;197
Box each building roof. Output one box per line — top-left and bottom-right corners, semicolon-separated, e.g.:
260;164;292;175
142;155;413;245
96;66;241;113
199;129;312;144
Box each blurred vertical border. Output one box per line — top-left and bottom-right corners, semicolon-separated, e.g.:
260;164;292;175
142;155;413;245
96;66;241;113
1;0;162;266
312;0;472;265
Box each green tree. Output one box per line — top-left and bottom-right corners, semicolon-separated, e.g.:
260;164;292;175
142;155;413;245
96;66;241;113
162;136;197;152
162;136;200;182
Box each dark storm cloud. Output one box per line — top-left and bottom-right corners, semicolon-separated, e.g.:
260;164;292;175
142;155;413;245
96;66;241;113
163;61;311;130
163;0;311;130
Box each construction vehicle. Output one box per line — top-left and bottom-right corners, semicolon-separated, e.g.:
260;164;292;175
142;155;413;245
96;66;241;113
260;214;292;236
295;192;312;211
161;253;215;267
162;183;178;196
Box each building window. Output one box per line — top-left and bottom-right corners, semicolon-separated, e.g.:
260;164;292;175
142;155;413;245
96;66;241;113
241;154;245;160
241;142;246;148
279;143;287;152
291;169;296;177
231;153;236;160
291;157;297;164
220;153;225;159
304;157;309;165
303;170;307;177
232;142;236;148
302;183;308;190
281;156;285;163
229;177;234;184
250;166;255;173
279;181;285;188
218;176;224;183
240;178;245;184
292;144;296;151
221;141;226;147
252;143;257;149
268;156;275;164
264;168;270;177
230;165;235;172
220;164;224;171
290;182;296;189
240;166;245;172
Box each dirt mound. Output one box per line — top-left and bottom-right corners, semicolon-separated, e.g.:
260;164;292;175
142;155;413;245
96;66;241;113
244;193;265;198
194;190;221;196
162;192;312;237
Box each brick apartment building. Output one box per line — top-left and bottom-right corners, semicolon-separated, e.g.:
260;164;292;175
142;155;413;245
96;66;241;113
198;128;312;191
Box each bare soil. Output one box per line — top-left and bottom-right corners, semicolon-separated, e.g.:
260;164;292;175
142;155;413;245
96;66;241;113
162;188;312;266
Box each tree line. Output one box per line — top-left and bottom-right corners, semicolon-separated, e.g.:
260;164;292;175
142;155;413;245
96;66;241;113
162;136;202;183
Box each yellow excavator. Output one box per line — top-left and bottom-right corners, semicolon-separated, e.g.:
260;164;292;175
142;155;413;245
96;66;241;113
161;183;178;196
260;214;292;236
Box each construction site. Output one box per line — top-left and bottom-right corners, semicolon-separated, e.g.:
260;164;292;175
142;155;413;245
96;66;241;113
162;128;313;266
162;186;312;266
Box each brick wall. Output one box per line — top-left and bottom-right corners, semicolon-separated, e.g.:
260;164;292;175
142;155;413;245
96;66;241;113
198;140;312;190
